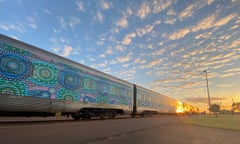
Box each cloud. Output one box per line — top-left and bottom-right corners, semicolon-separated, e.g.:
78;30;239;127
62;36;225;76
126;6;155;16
164;17;176;24
158;41;164;46
122;32;136;45
192;14;216;32
52;28;61;33
191;13;238;32
184;97;226;103
114;68;137;81
115;45;125;51
96;37;105;46
96;11;104;22
69;16;80;28
57;16;67;29
216;83;234;88
122;63;130;68
116;16;128;28
200;57;232;68
219;72;238;78
105;46;113;55
152;0;174;14
76;1;84;12
219;69;240;78
91;60;108;69
137;2;151;19
116;52;132;63
98;54;106;58
147;59;164;68
178;1;215;21
229;40;240;48
0;23;24;33
61;45;73;57
134;58;146;64
147;44;153;49
167;9;176;16
194;32;211;39
146;70;165;77
126;7;133;16
100;1;112;10
168;28;191;40
1;15;37;33
214;13;238;27
207;0;215;5
43;9;52;15
179;4;194;21
180;81;199;89
136;24;154;37
101;67;112;74
26;14;39;29
151;48;165;56
153;79;174;85
115;7;133;28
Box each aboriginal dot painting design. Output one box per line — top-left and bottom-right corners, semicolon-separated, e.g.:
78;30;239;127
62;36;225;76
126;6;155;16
82;94;97;103
57;89;79;101
1;43;31;57
97;95;108;104
0;51;33;81
59;69;81;90
97;81;110;95
0;79;27;96
83;77;97;92
31;61;58;86
0;42;132;106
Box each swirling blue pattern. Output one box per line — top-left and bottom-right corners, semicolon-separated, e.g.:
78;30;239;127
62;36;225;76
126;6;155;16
58;69;81;90
0;52;32;81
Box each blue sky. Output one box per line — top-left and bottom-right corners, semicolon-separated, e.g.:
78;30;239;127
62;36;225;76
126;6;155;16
0;0;239;111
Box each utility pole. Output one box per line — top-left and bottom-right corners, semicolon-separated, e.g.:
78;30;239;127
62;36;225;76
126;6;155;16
203;70;211;110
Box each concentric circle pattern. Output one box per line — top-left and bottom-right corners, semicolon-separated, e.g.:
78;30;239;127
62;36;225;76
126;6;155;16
59;69;81;90
0;43;132;105
32;61;58;85
0;79;27;96
57;89;79;101
0;52;33;81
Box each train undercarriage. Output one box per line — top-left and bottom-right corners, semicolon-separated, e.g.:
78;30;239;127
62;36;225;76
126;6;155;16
70;108;124;120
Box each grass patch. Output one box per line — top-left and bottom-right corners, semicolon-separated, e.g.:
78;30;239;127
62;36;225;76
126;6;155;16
182;115;240;131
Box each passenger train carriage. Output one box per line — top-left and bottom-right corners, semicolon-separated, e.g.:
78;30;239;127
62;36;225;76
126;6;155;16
135;85;178;115
0;34;198;119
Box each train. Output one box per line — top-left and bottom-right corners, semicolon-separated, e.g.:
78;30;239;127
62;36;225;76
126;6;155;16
0;34;199;120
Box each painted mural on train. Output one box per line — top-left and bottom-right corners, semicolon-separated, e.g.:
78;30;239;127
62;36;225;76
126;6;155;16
0;42;132;106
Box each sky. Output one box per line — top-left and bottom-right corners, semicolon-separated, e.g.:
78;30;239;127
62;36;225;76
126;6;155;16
0;0;239;111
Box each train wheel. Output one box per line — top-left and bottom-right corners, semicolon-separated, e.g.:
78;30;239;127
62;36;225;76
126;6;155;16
141;111;146;117
108;111;116;119
71;114;80;120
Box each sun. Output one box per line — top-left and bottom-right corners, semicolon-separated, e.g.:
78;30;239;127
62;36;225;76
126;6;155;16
176;101;184;113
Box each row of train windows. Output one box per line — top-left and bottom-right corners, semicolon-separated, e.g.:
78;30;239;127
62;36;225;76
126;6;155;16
138;93;165;104
137;93;178;106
